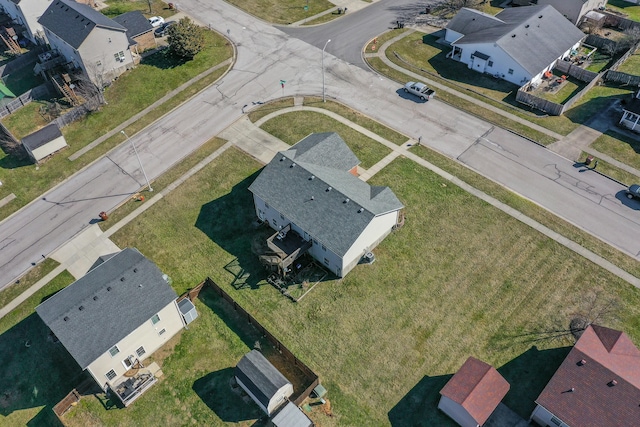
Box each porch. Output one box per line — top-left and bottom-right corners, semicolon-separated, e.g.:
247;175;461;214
111;363;162;407
262;224;312;276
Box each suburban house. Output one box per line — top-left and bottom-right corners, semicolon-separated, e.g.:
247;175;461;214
619;90;640;132
537;0;607;25
438;357;510;427
112;10;156;61
21;123;68;163
248;132;404;278
530;324;640;427
38;0;134;87
444;5;585;86
36;248;194;406
235;349;294;415
0;0;49;44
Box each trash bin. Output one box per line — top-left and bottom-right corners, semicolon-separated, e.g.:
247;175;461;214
585;155;594;166
99;211;108;221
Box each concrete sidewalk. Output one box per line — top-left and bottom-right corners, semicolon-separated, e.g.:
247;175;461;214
289;0;372;27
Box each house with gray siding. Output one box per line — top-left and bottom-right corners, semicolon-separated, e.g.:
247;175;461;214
537;0;607;25
36;248;190;406
38;0;134;87
248;133;404;278
445;5;585;86
0;0;49;44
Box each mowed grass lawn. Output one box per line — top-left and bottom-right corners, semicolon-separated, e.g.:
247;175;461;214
0;29;232;220
607;0;640;21
223;0;335;24
59;143;640;425
260;111;392;168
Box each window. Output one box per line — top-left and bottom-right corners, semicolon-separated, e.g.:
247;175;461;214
105;369;117;381
151;314;160;325
508;68;514;75
550;417;562;426
487;60;493;67
136;346;146;357
158;328;166;336
109;345;120;357
272;219;278;227
324;258;329;266
96;60;102;66
264;203;269;209
114;51;125;62
313;239;318;245
280;214;284;220
322;245;326;251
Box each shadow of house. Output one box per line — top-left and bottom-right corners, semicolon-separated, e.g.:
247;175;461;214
0;312;83;425
195;172;268;290
387;346;571;426
193;367;263;423
388;373;454;426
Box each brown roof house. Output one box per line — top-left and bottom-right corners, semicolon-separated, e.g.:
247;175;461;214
438;357;510;427
112;11;156;62
530;324;640;427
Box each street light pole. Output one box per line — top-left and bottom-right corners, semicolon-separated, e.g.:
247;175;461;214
322;39;331;102
121;130;153;192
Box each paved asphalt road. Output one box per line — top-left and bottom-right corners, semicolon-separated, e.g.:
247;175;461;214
1;0;639;289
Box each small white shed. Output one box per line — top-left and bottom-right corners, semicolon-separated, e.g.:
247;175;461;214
235;350;293;415
270;401;313;427
21;123;68;163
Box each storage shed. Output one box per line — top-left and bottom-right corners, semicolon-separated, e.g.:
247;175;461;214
21;123;68;163
438;357;510;427
177;298;198;325
270;401;313;427
235;350;293;415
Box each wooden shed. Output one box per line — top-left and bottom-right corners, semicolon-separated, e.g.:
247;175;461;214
21;123;68;163
235;350;293;415
438;357;510;427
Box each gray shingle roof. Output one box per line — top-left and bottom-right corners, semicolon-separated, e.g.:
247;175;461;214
235;350;291;410
21;123;63;151
112;11;153;39
38;0;126;49
448;6;585;76
36;248;178;369
248;133;404;256
272;402;313;427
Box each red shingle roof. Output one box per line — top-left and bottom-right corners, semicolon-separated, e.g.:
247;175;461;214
440;356;510;425
535;325;640;427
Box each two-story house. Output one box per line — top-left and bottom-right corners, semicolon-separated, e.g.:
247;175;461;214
0;0;49;44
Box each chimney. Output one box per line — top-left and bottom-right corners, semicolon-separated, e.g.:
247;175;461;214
609;380;618;387
578;359;587;366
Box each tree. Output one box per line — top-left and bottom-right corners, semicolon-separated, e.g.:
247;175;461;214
167;17;206;60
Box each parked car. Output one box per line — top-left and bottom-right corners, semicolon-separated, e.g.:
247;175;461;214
154;21;176;37
626;184;640;200
403;82;435;101
149;16;165;27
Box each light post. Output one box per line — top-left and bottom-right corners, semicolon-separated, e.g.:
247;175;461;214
121;130;153;192
322;39;331;102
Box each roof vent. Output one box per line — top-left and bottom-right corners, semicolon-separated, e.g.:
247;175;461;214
107;286;112;291
326;187;332;192
310;196;315;201
63;316;69;322
512;34;516;38
539;15;543;18
93;296;98;301
609;380;618;387
570;387;575;392
138;284;143;288
344;198;350;204
133;268;138;273
280;156;285;161
309;175;315;180
578;359;587;366
120;277;125;281
525;24;529;28
291;163;296;168
358;208;364;213
78;305;84;311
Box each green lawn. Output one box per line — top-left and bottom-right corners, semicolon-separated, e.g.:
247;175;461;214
101;0;176;19
2;65;44;97
591;129;640;176
607;0;640;21
0;29;233;221
60;141;640;424
615;51;640;75
0;259;59;310
260;111;392;168
223;0;335;24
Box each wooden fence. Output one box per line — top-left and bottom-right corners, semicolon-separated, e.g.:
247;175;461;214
203;277;320;405
555;60;599;82
51;97;100;128
603;42;640;85
584;34;618;54
0;47;45;77
53;389;80;417
0;83;52;118
515;90;564;116
603;11;640;32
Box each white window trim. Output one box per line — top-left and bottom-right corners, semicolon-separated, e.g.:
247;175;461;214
151;313;160;325
109;345;120;357
105;369;116;381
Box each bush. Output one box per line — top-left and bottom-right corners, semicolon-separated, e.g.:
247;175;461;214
167;17;206;59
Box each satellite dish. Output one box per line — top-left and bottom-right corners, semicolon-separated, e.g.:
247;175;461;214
12;35;18;40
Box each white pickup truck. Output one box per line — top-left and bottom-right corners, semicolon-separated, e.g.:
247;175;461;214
404;82;436;101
